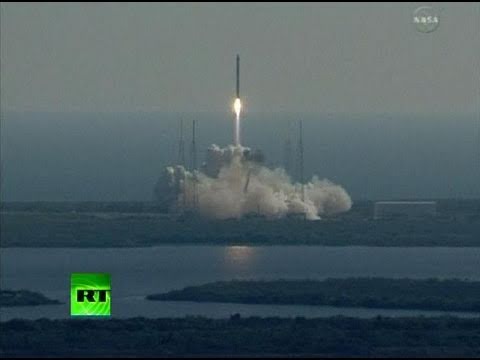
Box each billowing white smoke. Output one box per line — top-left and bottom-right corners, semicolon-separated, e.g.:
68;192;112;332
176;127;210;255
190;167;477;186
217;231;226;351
159;144;352;220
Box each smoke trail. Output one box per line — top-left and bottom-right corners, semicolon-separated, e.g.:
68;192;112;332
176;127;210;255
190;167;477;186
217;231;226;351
156;144;352;220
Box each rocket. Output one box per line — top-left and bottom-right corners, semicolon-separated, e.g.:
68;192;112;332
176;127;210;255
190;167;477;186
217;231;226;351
233;54;242;146
236;54;240;98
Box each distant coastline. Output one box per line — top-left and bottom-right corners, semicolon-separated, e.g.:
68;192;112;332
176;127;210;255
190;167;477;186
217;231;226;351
0;290;61;307
1;200;479;247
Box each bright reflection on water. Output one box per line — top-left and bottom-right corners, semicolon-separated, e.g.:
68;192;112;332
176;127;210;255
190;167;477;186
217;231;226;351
224;246;256;270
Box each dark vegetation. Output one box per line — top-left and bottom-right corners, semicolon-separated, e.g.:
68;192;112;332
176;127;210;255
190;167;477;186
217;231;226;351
1;200;479;247
0;290;61;307
147;278;480;313
2;316;480;357
0;201;168;214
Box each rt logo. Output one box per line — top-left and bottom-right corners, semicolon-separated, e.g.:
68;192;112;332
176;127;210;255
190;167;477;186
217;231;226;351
71;273;111;316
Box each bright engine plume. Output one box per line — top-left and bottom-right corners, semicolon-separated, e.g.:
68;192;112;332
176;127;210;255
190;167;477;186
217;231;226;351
233;98;242;146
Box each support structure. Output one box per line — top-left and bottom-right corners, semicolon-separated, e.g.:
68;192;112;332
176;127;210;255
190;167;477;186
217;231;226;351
297;120;305;203
190;120;198;210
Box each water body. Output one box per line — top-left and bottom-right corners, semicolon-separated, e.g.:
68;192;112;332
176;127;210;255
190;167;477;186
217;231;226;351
2;246;480;320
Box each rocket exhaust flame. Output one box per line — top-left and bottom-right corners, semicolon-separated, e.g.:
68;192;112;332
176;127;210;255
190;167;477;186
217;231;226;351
233;98;242;146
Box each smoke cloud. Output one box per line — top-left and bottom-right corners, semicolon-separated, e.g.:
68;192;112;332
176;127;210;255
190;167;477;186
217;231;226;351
155;144;352;220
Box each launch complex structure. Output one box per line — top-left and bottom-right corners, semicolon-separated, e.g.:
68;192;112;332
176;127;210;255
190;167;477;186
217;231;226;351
169;55;306;216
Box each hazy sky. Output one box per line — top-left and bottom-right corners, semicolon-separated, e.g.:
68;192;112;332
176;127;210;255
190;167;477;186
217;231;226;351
1;2;478;114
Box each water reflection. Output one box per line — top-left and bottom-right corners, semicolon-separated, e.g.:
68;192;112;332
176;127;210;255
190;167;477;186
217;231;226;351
2;246;480;319
224;246;256;270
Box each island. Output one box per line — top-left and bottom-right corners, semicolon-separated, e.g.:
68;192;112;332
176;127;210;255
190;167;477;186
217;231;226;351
1;290;62;307
147;278;480;312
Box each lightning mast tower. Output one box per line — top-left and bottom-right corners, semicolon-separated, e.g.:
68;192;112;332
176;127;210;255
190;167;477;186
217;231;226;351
298;120;307;220
178;119;186;211
283;124;293;177
297;120;305;204
178;119;185;167
190;120;198;210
